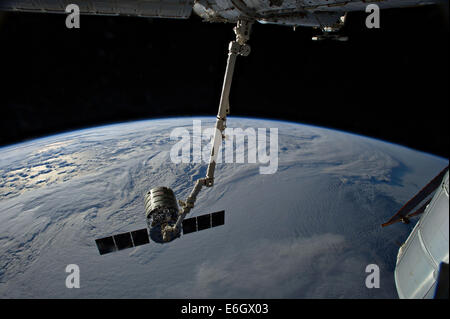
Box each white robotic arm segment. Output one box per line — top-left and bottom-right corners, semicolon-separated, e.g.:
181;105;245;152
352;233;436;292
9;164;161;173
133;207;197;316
205;19;253;187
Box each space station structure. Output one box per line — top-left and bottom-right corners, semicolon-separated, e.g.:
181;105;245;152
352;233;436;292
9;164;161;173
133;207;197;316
1;0;445;35
383;166;449;299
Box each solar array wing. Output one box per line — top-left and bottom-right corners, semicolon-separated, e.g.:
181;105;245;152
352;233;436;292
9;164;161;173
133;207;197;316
182;210;225;235
95;228;150;255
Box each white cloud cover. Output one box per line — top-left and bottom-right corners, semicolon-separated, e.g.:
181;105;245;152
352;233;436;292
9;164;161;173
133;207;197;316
164;233;392;298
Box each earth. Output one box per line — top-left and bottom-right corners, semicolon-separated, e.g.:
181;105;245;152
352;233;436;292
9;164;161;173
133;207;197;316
0;117;447;298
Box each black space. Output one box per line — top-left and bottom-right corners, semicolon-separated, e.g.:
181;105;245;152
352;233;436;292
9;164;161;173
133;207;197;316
0;5;448;158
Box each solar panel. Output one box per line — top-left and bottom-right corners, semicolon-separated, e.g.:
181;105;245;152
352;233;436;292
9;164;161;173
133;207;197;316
182;217;197;234
181;211;225;236
113;232;133;250
211;210;225;227
95;227;152;255
95;236;117;255
197;214;211;231
131;228;150;246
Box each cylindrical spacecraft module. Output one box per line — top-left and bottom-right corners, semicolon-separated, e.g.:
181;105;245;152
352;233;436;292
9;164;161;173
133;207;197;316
144;186;179;226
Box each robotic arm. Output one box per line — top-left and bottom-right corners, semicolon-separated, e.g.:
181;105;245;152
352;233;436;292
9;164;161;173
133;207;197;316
161;20;253;241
